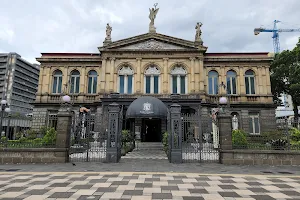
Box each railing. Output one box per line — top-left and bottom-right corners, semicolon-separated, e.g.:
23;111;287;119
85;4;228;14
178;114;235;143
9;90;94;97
106;93;201;99
233;119;300;151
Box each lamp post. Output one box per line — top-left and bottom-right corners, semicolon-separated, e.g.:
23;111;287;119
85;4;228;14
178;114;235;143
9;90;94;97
217;82;230;114
0;99;11;137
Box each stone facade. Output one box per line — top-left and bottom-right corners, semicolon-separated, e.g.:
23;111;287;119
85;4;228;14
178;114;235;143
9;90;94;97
32;23;276;135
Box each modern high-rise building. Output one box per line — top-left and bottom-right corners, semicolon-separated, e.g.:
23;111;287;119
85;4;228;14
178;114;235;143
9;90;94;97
0;52;40;116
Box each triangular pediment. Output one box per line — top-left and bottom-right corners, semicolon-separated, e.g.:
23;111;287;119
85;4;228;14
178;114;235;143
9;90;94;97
98;33;207;52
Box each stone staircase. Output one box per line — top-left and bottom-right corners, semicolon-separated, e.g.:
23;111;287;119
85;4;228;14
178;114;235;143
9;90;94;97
122;142;167;160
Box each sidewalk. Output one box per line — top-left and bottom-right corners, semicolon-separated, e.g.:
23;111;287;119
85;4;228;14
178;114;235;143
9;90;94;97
0;159;299;176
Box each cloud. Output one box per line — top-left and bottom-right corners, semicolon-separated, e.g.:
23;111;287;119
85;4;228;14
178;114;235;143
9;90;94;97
0;0;300;64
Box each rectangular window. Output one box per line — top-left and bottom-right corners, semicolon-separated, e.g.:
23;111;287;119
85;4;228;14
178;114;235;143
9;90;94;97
75;77;80;93
208;77;213;94
127;75;132;94
146;76;151;94
232;77;236;94
245;77;250;94
119;75;124;94
53;77;58;93
88;77;92;94
226;77;231;95
172;76;177;94
180;76;185;94
154;76;159;94
93;76;97;94
249;114;260;135
250;77;255;94
213;77;218;95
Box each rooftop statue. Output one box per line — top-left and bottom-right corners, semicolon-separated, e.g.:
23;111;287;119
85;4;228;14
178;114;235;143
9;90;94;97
149;3;159;33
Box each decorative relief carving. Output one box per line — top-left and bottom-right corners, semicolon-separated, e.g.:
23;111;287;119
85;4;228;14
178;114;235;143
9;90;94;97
144;66;160;75
120;39;185;50
171;66;187;75
118;66;134;75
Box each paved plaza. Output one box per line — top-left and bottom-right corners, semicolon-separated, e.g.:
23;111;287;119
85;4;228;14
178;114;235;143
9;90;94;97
0;171;300;200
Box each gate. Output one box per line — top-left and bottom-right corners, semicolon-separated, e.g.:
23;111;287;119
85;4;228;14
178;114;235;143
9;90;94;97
69;111;108;162
181;108;220;163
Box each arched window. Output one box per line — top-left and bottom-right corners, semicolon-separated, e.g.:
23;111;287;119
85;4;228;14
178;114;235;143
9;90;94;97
144;65;160;94
170;65;187;94
118;66;134;94
245;70;255;94
70;70;80;94
208;70;218;95
52;70;62;94
226;70;237;95
87;70;97;94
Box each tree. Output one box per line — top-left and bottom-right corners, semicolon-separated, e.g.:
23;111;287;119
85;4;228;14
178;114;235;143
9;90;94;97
271;38;300;120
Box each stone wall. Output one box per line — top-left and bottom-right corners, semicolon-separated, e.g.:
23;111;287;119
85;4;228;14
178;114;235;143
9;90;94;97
0;148;68;164
220;150;300;166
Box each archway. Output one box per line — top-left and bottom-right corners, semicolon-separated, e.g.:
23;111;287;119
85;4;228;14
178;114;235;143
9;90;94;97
126;96;168;142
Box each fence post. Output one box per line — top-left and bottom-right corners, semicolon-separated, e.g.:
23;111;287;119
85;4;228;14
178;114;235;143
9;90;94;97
56;108;72;162
170;103;182;163
106;102;120;163
218;113;232;150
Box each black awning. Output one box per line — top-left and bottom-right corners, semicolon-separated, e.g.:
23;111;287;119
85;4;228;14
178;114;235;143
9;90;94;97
126;96;168;118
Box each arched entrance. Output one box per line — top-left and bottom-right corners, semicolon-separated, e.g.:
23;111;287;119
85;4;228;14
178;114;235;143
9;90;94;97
126;96;168;142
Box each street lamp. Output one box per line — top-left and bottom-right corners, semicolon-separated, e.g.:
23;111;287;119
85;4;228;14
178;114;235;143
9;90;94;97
0;98;11;137
60;94;72;112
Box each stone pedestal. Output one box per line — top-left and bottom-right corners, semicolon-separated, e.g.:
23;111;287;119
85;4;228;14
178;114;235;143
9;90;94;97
218;113;232;150
56;109;72;162
106;102;121;163
170;104;182;163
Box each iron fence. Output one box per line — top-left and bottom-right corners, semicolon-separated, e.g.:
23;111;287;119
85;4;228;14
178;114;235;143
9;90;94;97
233;118;300;151
69;111;109;162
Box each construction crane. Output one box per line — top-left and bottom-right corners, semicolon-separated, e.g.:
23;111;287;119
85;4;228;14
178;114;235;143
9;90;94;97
254;20;300;54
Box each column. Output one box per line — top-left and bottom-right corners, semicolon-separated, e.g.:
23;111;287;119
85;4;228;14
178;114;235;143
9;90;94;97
163;58;169;93
199;57;205;92
258;66;263;95
220;66;226;95
100;58;106;93
189;57;195;93
195;58;200;92
136;58;142;93
124;75;128;93
109;57;115;92
170;104;182;163
239;66;245;95
177;75;180;93
106;102;121;163
56;109;72;162
150;75;154;93
265;67;272;95
218;113;233;164
37;66;44;94
79;66;86;94
45;66;52;94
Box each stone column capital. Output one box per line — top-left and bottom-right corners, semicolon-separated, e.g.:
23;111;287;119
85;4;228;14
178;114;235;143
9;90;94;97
163;58;169;61
136;58;142;61
189;57;195;61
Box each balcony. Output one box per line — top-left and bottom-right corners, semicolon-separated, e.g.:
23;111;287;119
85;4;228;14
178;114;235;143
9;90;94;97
104;93;201;99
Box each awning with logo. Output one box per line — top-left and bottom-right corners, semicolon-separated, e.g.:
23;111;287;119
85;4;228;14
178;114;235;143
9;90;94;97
126;96;168;118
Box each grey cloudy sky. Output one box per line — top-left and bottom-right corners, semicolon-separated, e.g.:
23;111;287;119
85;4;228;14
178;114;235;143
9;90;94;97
1;0;300;64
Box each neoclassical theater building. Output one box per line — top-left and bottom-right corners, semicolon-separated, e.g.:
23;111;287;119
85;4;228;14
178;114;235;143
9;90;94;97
32;7;275;140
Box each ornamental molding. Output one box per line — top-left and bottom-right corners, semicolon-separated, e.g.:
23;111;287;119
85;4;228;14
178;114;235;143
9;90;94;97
144;66;161;75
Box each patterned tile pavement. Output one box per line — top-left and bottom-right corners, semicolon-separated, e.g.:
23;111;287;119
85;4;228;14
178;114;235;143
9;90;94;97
0;172;300;200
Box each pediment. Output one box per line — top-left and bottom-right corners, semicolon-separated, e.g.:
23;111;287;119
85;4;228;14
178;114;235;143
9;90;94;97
119;39;186;50
99;33;207;52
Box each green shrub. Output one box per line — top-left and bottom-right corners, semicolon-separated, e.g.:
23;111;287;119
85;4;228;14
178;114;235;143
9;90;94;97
25;129;38;140
232;129;248;148
162;132;169;153
290;128;300;145
42;127;57;145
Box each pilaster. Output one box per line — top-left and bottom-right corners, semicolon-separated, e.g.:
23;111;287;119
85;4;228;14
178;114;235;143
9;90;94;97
189;57;195;93
136;58;142;93
163;58;169;93
79;66;86;94
239;66;245;95
100;58;107;93
109;57;115;92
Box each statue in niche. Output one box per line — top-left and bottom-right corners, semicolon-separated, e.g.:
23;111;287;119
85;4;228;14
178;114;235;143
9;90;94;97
149;3;159;32
232;115;239;130
195;22;203;42
105;23;112;41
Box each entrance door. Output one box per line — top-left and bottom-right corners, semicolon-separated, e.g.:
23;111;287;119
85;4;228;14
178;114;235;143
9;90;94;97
141;119;161;142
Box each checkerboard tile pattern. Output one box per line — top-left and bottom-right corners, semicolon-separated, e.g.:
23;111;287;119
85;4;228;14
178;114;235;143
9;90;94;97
0;172;300;200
